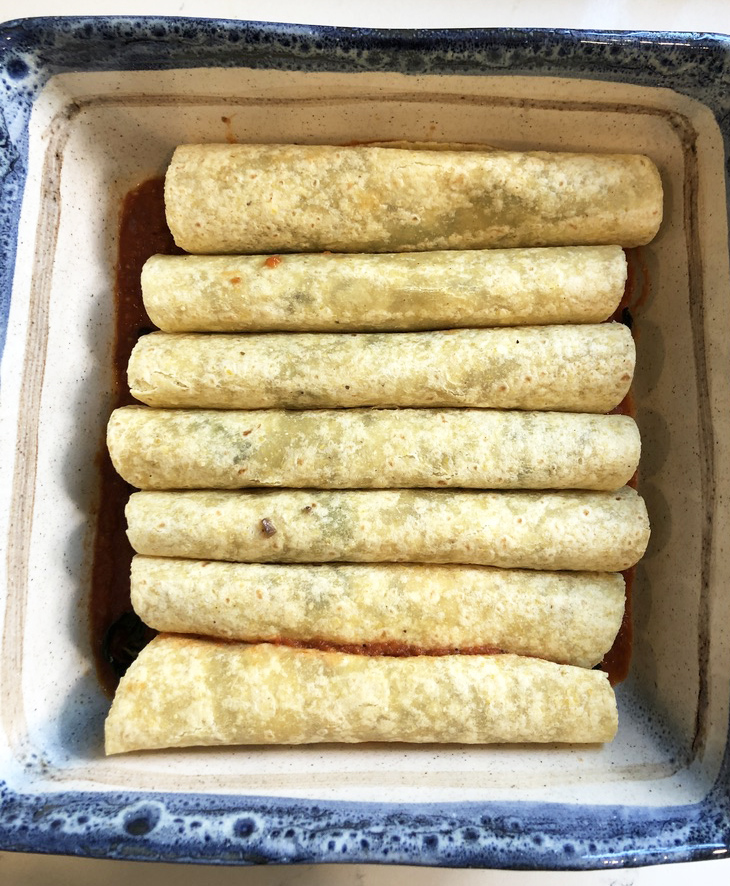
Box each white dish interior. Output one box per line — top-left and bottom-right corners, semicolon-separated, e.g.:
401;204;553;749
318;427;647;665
1;65;730;808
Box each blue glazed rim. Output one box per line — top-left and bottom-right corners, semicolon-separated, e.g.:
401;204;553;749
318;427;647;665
1;16;730;869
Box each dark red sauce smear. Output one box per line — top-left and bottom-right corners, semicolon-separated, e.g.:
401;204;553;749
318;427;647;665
600;247;648;685
91;178;183;695
264;637;506;657
92;181;640;694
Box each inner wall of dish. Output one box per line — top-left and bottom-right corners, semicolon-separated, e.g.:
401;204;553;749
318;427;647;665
8;67;730;804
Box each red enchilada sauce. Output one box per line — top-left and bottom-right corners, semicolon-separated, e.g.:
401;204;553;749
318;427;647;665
91;178;640;695
599;248;650;686
90;178;183;696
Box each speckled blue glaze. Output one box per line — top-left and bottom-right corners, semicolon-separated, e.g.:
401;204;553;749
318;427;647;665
1;768;730;867
1;16;730;869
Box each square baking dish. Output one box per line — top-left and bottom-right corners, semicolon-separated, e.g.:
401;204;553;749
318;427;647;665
1;16;730;868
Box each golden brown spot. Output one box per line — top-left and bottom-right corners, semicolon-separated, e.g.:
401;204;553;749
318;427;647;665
229;276;241;284
264;255;282;269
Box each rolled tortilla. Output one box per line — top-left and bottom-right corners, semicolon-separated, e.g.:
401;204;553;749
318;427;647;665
127;324;634;413
126;486;650;572
104;637;619;752
141;246;627;333
130;557;625;668
107;406;640;491
165;144;662;253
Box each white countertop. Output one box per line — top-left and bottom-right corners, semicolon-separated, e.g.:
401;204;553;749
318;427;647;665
1;0;729;31
1;1;730;883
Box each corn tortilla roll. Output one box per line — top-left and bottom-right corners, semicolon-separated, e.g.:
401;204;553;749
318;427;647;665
130;557;625;669
141;246;627;333
128;324;634;413
127;486;649;572
165;144;662;253
107;406;641;491
105;637;618;752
